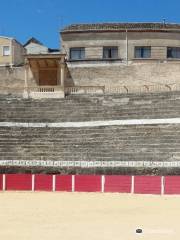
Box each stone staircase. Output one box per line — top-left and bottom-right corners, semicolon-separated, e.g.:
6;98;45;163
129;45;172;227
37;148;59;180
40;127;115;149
0;124;179;161
0;91;180;122
1;91;180;174
0;124;180;174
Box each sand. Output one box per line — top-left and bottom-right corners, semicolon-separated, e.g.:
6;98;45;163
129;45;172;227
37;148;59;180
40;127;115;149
0;192;179;240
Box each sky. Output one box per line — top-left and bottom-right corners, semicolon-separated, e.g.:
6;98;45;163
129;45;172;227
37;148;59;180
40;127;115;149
1;0;180;48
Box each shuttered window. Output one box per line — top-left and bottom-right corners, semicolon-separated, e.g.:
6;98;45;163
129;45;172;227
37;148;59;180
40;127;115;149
167;47;180;58
103;47;118;59
135;47;151;58
70;48;85;60
2;46;10;56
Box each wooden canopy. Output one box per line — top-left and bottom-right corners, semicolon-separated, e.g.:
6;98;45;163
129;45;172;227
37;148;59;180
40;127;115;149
26;54;66;68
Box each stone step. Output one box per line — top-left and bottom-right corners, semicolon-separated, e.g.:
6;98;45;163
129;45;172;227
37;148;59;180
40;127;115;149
1;91;180;122
0;125;179;162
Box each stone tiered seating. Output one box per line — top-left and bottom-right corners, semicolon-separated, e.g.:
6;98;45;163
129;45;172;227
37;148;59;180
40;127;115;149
1;91;180;122
0;124;179;161
1;91;180;174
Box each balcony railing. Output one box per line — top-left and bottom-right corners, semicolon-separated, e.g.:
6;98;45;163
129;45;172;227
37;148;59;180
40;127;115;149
26;86;64;98
29;86;63;93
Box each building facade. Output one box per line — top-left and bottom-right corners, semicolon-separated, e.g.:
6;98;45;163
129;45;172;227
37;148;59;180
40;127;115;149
3;22;180;97
24;37;60;55
61;23;180;89
0;36;25;67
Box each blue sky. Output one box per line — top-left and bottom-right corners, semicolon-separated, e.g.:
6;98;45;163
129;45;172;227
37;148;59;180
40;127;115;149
1;0;180;48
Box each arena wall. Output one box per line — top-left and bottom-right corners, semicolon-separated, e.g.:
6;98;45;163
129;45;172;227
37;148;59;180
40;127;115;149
0;174;180;195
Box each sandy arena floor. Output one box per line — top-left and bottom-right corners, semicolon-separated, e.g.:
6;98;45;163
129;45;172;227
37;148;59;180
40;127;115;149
0;192;179;240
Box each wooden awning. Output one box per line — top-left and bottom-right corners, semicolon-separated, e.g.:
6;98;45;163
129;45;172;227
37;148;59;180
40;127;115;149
25;54;66;69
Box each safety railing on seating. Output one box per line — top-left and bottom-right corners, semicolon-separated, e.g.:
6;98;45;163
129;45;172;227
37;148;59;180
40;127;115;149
1;83;180;96
65;84;180;95
65;86;105;94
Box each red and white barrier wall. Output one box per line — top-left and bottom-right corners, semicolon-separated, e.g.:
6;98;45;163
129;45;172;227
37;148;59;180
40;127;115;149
1;174;180;195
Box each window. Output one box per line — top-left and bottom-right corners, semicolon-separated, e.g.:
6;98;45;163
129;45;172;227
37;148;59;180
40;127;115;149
3;46;10;56
167;47;180;58
135;47;151;58
70;48;85;60
103;47;118;59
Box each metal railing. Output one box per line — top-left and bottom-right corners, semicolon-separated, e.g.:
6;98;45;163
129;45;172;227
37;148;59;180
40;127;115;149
65;86;105;95
1;83;180;96
64;84;180;95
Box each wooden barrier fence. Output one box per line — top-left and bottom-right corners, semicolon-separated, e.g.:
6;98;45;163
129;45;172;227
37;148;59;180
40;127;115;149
0;174;180;194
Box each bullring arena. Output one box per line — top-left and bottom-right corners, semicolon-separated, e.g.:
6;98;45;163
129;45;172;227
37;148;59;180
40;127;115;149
2;22;180;239
0;192;179;240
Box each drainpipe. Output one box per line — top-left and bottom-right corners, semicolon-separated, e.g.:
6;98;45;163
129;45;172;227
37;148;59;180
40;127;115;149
10;39;14;67
126;29;128;66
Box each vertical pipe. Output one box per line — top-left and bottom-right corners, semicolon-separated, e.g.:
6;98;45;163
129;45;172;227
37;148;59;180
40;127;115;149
126;29;128;66
10;39;14;67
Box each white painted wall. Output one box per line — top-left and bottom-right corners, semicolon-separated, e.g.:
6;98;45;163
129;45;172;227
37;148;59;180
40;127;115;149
25;42;49;54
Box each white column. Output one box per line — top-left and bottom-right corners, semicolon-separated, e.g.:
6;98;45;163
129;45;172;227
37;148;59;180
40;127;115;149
101;175;105;193
131;176;134;194
32;174;35;192
72;175;75;192
161;176;165;195
2;174;6;191
23;62;29;98
52;175;56;192
60;63;65;88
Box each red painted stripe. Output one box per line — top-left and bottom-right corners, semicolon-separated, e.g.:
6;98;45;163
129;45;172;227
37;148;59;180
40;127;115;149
34;174;53;191
104;176;131;193
5;174;32;191
75;175;101;192
134;176;161;194
164;176;180;194
55;175;72;192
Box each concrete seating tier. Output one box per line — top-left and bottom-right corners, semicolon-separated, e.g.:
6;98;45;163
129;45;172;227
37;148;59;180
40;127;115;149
0;125;179;162
1;91;180;122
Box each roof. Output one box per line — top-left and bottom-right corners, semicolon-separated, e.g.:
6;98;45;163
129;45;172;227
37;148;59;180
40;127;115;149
24;37;44;47
48;48;60;53
0;36;24;47
61;22;180;33
0;36;13;40
24;38;60;54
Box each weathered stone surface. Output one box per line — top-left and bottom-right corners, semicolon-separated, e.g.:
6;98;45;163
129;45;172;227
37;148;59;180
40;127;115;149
0;124;180;174
1;91;180;174
1;91;180;122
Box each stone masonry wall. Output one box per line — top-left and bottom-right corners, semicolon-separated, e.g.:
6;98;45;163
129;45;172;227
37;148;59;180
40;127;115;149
66;61;180;87
0;66;25;95
1;61;180;92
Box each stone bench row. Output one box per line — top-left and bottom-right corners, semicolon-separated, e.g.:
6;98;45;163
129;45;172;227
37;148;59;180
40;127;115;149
0;125;179;162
